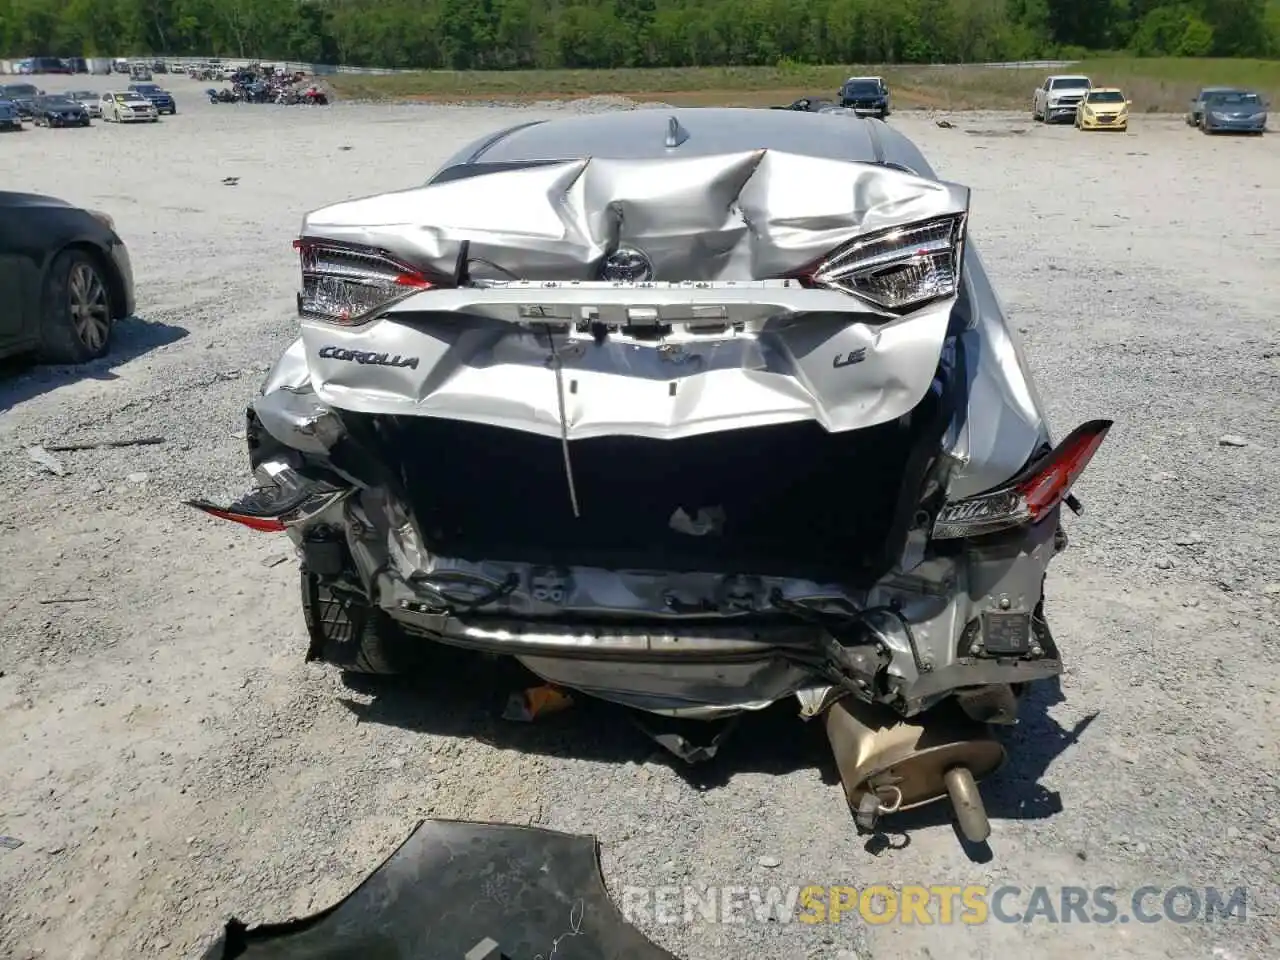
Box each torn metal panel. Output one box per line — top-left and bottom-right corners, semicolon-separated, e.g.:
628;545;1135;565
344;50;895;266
199;820;679;959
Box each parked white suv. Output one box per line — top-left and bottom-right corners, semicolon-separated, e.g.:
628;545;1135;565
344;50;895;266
1033;75;1091;124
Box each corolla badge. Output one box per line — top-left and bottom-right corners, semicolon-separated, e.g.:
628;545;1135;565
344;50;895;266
318;345;419;369
600;247;653;282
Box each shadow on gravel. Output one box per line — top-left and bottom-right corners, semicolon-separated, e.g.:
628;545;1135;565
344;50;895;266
339;648;1095;849
338;647;835;785
0;315;188;413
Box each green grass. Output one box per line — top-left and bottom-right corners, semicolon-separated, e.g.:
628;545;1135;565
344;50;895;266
327;58;1280;112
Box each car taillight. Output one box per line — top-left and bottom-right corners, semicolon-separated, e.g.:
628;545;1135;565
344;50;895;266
293;237;443;326
932;419;1113;540
797;213;966;312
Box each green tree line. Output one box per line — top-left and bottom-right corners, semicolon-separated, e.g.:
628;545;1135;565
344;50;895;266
2;0;1278;68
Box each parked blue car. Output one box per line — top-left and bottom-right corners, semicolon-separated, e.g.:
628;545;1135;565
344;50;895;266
1199;89;1268;134
0;82;42;119
128;82;177;115
0;99;23;130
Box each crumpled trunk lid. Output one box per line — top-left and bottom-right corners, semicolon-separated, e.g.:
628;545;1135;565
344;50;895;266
297;149;969;442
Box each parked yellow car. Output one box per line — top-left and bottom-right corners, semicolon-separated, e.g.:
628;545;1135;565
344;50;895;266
1075;88;1130;131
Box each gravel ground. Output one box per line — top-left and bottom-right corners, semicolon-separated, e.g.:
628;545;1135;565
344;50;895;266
1;74;1278;960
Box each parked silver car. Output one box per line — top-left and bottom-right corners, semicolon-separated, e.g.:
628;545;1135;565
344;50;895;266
1197;89;1268;134
192;108;1112;841
1186;85;1243;126
65;89;103;117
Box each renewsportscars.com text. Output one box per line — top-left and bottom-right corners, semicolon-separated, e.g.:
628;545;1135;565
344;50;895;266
619;884;1249;926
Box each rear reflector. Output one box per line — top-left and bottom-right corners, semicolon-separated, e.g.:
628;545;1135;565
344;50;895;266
932;419;1112;540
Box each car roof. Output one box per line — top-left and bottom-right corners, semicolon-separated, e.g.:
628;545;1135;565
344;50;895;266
1087;87;1124;93
0;191;76;210
438;107;934;173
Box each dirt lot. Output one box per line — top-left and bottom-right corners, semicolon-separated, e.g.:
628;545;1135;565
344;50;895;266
1;74;1278;960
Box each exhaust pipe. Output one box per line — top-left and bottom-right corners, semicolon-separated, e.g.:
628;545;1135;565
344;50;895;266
823;696;1006;843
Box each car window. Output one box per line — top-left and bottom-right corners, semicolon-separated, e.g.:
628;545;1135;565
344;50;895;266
1052;78;1090;90
1209;92;1260;105
1086;91;1125;104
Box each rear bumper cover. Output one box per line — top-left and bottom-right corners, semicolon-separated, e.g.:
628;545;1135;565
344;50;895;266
275;459;1065;718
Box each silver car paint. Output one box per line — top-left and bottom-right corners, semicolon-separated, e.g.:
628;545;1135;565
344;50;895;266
253;108;1060;718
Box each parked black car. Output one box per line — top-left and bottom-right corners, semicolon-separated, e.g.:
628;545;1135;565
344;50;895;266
32;95;91;127
0;82;43;119
0;99;22;130
0;192;136;363
837;76;890;118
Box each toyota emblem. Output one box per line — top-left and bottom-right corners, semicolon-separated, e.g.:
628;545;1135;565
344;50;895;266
600;247;653;282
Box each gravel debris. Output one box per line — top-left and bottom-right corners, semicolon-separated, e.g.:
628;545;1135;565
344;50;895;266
0;77;1276;960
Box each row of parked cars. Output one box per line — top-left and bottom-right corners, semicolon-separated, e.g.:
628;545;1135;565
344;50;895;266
773;72;1267;138
1032;73;1269;134
0;82;177;129
10;55;175;77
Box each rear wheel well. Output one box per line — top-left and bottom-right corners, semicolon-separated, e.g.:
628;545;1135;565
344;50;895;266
60;241;127;320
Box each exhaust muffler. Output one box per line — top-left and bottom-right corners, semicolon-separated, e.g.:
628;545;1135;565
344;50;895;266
823;696;1006;843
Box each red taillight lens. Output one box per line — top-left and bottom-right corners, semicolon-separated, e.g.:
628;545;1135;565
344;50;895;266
185;501;287;533
1014;422;1111;521
932;419;1113;540
293;237;442;326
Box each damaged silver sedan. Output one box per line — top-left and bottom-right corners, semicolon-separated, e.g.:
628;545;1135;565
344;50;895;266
191;108;1111;842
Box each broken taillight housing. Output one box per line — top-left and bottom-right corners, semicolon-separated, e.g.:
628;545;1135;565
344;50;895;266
932;419;1113;540
802;214;966;311
294;237;440;326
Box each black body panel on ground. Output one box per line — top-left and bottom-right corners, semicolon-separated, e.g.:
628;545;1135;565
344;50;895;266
200;819;680;960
